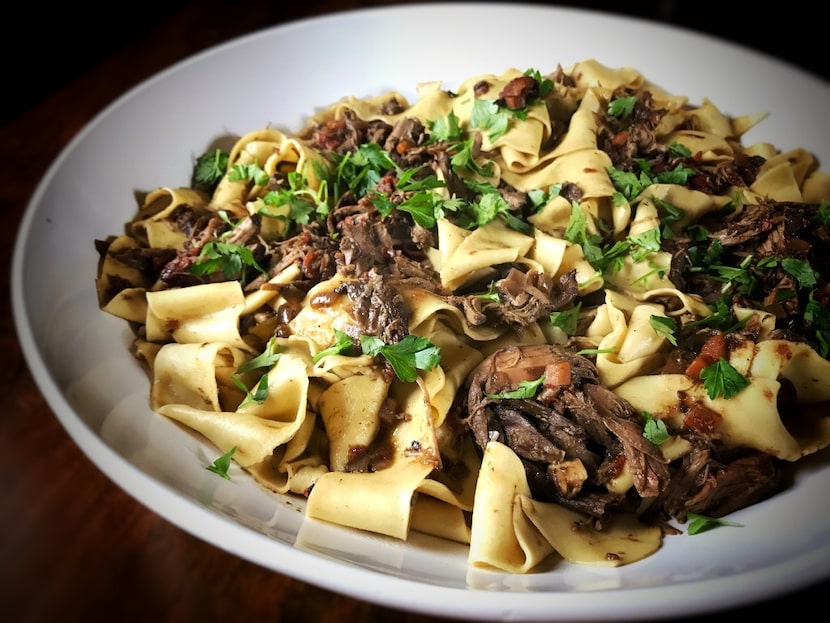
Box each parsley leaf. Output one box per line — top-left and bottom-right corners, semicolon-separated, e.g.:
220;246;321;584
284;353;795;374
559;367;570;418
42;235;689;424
686;512;743;535
360;334;441;382
206;446;237;480
487;374;545;399
470;98;510;142
475;281;500;303
448;137;494;177
642;412;669;445
456;180;532;233
563;201;605;267
259;169;330;228
563;202;663;276
188;211;268;284
234;374;270;407
805;291;830;357
394;189;451;229
608;95;637;119
236;338;281;375
313;329;358;362
523;68;554;97
228;162;270;187
781;257;819;288
667;141;692;158
608;162;696;202
428;110;464;142
427;111;495;177
550;302;581;336
815;200;830;226
190;240;266;283
649;315;678;346
608;166;652;202
326;143;397;200
699;357;750;399
193;148;229;186
231;340;280;407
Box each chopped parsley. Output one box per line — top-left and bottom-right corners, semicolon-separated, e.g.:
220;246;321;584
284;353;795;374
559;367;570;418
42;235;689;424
315;332;441;383
470;98;511;142
206;446;237;480
233;338;281;407
428;110;494;177
563;202;662;275
189;211;268;285
804;292;830;357
487;374;545;400
649;314;678;346
475;281;500;303
325;143;398;200
470;68;553;142
549;302;581;336
608;161;696;204
699;357;750;400
193;148;229;186
815;200;830;226
686;512;743;535
258;169;330;229
608;95;637;119
360;334;441;382
237;338;281;375
642;411;669;445
312;329;358;363
191;240;266;284
233;374;269;407
228;161;270;186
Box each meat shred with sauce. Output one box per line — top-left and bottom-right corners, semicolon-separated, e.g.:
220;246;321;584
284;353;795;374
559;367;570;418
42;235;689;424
455;343;786;530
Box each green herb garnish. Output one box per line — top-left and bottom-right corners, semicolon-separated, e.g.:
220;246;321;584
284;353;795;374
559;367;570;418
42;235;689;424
686;512;743;535
193;148;229;186
642;412;669;445
699;357;750;399
649;315;678;346
313;329;358;363
206;446;237;480
360;334;441;382
487;374;545;400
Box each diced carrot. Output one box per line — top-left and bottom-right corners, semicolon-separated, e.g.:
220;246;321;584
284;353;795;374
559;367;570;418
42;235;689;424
544;361;572;387
611;131;629;148
699;332;726;362
396;139;411;155
683;402;723;434
684;354;711;380
684;332;726;379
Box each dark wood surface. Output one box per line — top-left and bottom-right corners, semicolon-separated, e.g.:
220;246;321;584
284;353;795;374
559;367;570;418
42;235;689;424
2;2;827;621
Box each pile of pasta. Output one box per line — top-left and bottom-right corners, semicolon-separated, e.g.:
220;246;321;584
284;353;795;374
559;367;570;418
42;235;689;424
96;59;830;573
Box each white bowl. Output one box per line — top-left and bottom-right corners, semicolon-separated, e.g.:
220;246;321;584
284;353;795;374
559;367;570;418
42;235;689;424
12;3;830;620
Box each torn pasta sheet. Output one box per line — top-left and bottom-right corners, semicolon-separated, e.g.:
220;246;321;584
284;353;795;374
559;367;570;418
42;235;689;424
95;58;830;575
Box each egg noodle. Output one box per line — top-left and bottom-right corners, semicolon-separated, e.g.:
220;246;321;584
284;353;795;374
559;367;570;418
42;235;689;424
95;59;830;573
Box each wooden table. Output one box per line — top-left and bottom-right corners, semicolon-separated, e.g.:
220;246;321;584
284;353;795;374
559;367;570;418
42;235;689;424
2;2;827;621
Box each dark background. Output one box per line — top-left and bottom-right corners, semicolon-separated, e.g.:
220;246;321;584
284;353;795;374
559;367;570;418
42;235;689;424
2;0;826;127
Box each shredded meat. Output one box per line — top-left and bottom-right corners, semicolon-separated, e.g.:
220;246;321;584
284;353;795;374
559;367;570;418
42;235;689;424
457;343;786;527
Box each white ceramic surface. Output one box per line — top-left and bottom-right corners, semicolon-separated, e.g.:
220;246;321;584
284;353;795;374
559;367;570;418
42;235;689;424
12;3;830;621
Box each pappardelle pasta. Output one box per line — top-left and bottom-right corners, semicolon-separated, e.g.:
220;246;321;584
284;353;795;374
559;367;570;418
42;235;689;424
95;59;830;573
